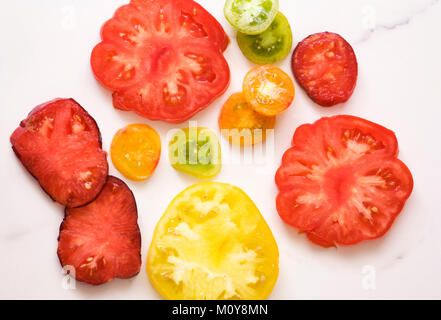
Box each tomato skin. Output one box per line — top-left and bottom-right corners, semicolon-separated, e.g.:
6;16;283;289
147;182;279;300
276;115;413;247
292;32;358;107
91;0;231;123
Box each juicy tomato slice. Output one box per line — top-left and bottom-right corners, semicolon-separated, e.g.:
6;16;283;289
292;32;358;107
237;12;292;65
91;0;230;123
224;0;279;35
147;182;279;300
275;115;413;247
58;176;141;285
219;92;275;146
243;65;295;116
169;127;221;179
10;99;108;208
111;124;161;181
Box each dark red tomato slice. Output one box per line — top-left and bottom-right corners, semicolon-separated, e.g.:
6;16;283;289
292;32;358;107
91;0;230;123
10;99;108;208
275;115;413;247
58;176;141;285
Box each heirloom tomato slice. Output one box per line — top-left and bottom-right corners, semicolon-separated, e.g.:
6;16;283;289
91;0;230;123
169;127;221;179
243;65;295;116
147;182;279;300
292;32;358;107
10;99;108;208
58;176;141;285
111;124;161;181
219;92;275;146
237;12;292;65
224;0;279;35
276;116;413;247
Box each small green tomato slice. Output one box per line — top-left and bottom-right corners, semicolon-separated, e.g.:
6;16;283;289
169;127;221;179
237;12;292;64
224;0;279;35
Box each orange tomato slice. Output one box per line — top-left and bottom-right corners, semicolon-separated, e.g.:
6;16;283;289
243;65;295;116
218;92;275;146
111;124;161;181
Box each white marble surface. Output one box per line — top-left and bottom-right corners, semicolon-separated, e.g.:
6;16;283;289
1;0;441;299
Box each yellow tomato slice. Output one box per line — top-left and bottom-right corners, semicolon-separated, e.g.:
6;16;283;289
243;65;295;116
111;124;161;181
147;182;279;300
218;92;275;146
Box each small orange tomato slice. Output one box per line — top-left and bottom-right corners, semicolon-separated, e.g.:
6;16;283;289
219;92;275;146
111;124;161;181
243;65;295;116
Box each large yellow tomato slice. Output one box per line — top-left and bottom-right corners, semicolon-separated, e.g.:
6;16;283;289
111;124;161;181
147;182;279;300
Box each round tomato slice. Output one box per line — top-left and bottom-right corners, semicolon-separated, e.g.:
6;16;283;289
169;127;221;179
224;0;279;35
292;32;358;107
275;115;414;247
219;92;275;146
243;65;295;116
237;12;292;65
147;182;279;300
111;124;161;181
91;0;230;123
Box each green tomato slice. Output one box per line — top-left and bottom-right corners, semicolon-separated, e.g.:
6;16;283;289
224;0;279;35
237;12;292;64
169;127;221;179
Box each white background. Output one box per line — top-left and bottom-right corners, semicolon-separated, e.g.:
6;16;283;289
1;0;440;299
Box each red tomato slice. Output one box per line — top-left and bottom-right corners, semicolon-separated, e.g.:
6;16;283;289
91;0;230;123
292;32;358;107
10;99;108;208
58;176;141;285
276;116;413;247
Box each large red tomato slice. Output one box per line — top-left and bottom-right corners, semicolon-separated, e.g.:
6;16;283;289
91;0;230;123
275;116;413;247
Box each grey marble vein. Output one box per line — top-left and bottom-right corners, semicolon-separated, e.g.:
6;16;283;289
355;0;440;44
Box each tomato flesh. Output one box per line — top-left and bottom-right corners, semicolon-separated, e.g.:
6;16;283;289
91;0;230;123
276;115;413;247
147;182;279;300
111;124;161;181
169;127;221;179
243;65;295;116
219;92;275;146
292;32;358;107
